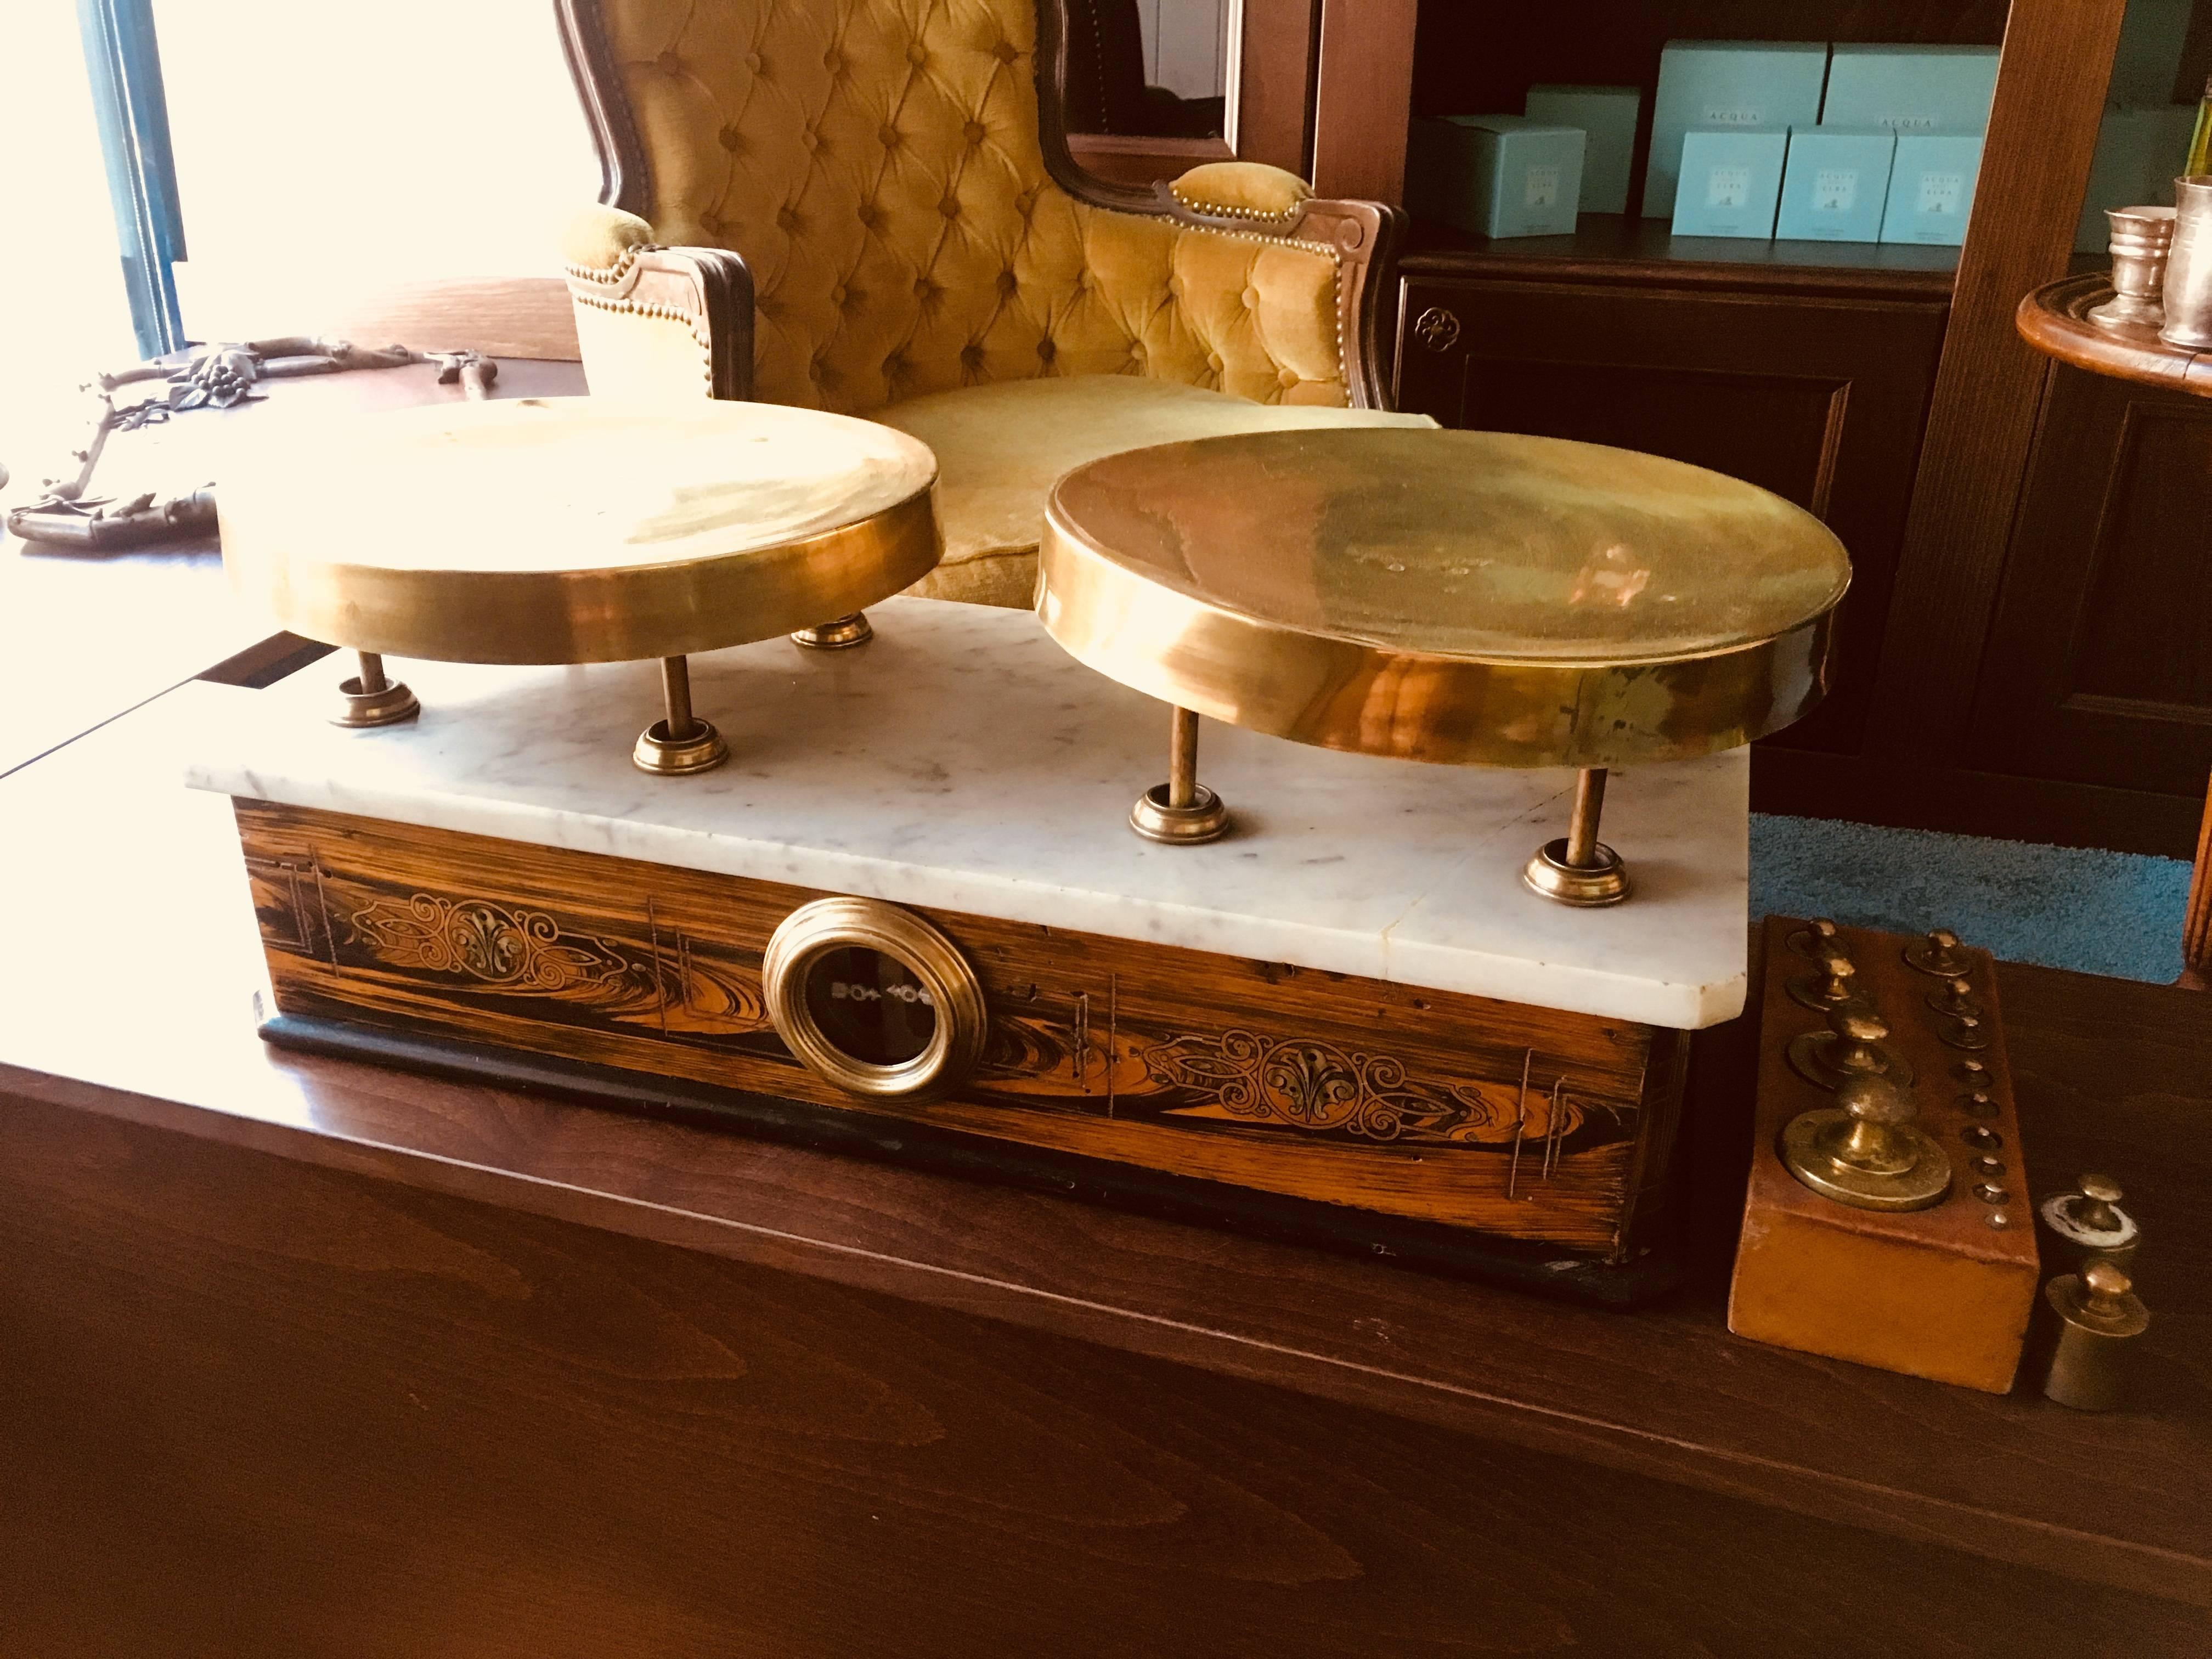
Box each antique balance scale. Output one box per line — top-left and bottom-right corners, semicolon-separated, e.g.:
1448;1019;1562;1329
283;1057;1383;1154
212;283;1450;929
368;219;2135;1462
196;397;1847;1300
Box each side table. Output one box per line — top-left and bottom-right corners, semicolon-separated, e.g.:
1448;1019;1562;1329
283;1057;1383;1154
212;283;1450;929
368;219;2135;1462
2017;273;2212;988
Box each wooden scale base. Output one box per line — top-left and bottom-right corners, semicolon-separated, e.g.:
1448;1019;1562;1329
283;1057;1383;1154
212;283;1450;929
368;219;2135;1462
239;800;1689;1301
195;600;1756;1304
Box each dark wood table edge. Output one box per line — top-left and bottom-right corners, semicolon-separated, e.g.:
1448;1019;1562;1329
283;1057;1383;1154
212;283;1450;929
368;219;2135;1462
2016;271;2212;394
4;1037;2203;1610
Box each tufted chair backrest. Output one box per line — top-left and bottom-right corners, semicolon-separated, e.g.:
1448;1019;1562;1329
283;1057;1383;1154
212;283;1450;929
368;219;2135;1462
570;0;1352;415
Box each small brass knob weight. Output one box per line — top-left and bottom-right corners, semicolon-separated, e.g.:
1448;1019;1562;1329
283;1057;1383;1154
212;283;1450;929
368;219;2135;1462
1788;945;1862;1012
1905;927;1974;977
2040;1260;2151;1412
2040;1172;2142;1273
1781;1074;1954;1211
1789;1004;1916;1090
1786;916;1841;957
1927;975;1982;1018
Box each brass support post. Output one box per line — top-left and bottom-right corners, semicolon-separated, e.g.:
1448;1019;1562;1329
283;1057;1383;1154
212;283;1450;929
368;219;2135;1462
1563;767;1606;868
1168;705;1199;809
1130;705;1229;844
633;653;728;775
1521;765;1630;906
330;647;418;728
660;654;698;739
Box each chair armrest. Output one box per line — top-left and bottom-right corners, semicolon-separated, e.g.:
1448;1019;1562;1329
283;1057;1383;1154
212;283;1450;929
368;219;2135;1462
1166;160;1312;224
561;206;755;401
1152;169;1404;412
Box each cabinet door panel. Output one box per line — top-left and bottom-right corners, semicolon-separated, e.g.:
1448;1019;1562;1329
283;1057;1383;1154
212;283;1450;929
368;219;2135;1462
1396;279;1946;754
1972;365;2212;795
1460;360;1847;515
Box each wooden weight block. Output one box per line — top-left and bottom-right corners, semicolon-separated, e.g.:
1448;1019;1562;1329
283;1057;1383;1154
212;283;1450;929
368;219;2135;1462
1729;916;2039;1393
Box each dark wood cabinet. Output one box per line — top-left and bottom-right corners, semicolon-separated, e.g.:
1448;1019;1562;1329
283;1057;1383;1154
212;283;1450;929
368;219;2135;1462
1971;364;2212;798
1304;0;2212;854
1394;248;1948;755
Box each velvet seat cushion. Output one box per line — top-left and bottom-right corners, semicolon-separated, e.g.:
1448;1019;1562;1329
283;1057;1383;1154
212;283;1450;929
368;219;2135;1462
873;373;1437;607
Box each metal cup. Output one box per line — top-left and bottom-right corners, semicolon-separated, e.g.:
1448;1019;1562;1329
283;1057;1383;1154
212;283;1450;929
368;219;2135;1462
2090;205;2174;332
2159;177;2212;348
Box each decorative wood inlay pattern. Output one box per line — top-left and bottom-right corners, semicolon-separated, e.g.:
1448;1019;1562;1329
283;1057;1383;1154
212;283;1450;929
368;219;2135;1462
1148;1029;1512;1145
232;799;1683;1255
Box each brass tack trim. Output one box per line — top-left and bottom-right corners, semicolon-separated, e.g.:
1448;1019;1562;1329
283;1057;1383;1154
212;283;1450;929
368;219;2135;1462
562;239;663;284
569;289;718;389
1167;186;1308;225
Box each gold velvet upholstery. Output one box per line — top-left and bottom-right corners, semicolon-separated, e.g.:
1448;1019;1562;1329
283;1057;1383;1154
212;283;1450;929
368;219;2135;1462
876;376;1434;603
575;0;1354;413
561;0;1410;607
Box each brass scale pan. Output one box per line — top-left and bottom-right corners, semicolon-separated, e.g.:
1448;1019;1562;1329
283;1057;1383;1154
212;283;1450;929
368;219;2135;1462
1036;427;1849;901
223;405;1844;898
218;396;941;773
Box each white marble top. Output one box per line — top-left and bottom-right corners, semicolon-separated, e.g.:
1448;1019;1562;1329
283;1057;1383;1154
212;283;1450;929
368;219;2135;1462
185;597;1748;1028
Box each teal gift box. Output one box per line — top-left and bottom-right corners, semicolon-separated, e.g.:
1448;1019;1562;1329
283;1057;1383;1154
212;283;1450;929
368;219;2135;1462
1820;44;1999;133
1525;84;1640;215
1645;41;1829;219
1669;129;1787;238
1775;126;1894;242
1408;115;1585;238
1878;133;1984;245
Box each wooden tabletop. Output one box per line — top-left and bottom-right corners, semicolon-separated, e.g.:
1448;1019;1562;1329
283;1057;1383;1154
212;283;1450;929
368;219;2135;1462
2;667;2207;1625
3;346;2207;1651
2016;270;2212;396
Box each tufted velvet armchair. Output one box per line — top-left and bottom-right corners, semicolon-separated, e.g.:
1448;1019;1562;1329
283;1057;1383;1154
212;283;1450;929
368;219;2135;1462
554;0;1430;608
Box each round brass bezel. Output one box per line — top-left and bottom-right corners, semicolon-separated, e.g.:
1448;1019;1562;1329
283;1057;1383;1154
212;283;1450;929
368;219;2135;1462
761;898;987;1101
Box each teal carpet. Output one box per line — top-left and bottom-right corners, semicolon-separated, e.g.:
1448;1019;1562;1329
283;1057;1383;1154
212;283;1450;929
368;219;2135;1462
1749;814;2193;984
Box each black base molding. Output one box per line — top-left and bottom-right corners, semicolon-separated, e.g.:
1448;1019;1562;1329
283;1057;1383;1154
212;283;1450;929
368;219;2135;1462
259;1012;1686;1308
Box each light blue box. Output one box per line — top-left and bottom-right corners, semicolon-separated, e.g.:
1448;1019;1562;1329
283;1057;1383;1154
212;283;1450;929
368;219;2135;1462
1525;84;1640;215
1407;115;1584;239
1878;133;1984;245
1645;41;1829;219
1776;126;1894;242
1820;44;1999;133
1671;129;1787;238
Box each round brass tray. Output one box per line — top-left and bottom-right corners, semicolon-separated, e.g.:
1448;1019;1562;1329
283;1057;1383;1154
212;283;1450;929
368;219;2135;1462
221;397;940;663
219;397;941;774
1036;427;1849;900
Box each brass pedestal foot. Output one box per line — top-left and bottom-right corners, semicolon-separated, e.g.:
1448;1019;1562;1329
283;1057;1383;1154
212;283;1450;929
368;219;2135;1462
1131;706;1229;844
1522;767;1630;906
1131;781;1230;843
633;655;729;775
791;612;872;650
330;651;419;728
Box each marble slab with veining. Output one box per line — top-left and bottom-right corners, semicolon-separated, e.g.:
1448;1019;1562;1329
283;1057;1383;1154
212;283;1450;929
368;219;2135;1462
184;596;1749;1028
